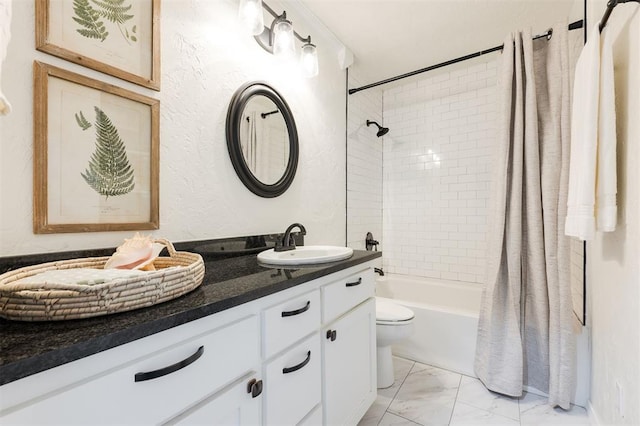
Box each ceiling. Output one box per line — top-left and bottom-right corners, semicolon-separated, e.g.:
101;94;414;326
298;0;582;86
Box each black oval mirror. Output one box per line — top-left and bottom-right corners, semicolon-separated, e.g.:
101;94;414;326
226;82;299;198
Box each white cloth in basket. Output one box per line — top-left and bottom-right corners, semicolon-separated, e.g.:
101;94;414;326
15;268;152;286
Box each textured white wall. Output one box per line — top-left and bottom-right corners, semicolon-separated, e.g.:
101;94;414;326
0;0;347;256
586;2;640;424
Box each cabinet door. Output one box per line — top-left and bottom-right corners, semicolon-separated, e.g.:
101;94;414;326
165;373;262;426
323;298;376;426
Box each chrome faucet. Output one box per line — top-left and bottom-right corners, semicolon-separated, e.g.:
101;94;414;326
274;223;307;252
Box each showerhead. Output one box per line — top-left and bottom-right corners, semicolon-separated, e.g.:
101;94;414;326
366;120;389;137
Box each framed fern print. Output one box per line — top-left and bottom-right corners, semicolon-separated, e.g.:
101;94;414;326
35;0;160;90
33;61;159;234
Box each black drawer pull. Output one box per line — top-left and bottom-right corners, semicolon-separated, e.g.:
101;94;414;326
247;378;263;398
326;329;337;341
282;351;311;374
134;346;204;382
345;277;362;287
281;300;311;317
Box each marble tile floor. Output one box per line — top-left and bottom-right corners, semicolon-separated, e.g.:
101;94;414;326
359;357;589;426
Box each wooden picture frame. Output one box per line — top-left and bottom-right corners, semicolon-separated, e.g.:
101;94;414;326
33;61;160;234
36;0;161;91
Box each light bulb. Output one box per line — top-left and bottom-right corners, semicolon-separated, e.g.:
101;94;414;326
238;0;264;36
300;42;319;78
273;19;295;59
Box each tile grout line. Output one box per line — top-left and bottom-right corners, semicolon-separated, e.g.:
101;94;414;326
455;375;523;424
378;360;417;425
388;412;423;425
447;374;464;425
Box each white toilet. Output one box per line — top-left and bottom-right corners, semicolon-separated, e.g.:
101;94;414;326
375;297;415;388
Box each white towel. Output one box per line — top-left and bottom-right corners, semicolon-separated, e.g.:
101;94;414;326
14;268;150;287
565;25;617;240
595;27;617;232
0;0;12;115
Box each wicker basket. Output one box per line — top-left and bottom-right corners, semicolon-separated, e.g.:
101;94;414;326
0;239;205;321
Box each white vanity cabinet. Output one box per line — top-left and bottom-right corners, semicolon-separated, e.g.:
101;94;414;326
0;261;377;425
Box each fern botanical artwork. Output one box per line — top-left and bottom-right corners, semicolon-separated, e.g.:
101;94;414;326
78;106;136;198
73;0;137;44
33;62;159;234
36;0;160;90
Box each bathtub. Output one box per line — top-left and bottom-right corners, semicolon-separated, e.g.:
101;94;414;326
375;273;483;377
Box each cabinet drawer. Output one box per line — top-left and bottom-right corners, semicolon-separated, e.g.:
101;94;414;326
1;315;260;425
165;372;262;425
264;334;321;426
322;268;374;323
263;289;320;358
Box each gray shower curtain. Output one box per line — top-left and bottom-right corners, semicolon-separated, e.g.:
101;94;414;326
474;24;575;409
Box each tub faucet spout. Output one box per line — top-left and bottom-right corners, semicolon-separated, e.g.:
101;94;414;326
275;223;306;252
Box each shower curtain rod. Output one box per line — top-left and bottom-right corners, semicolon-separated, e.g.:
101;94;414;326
348;19;584;95
599;0;640;31
349;0;640;95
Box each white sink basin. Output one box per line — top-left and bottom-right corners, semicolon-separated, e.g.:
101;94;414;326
257;245;354;266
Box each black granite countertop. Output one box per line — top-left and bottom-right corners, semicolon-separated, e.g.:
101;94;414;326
0;248;381;386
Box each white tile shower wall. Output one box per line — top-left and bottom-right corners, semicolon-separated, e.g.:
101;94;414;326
382;60;498;284
346;72;383;251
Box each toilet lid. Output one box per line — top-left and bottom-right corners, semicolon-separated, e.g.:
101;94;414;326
376;297;415;322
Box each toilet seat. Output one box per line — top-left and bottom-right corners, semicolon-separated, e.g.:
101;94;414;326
375;297;414;324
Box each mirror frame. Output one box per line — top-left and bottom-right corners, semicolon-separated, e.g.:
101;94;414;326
226;81;299;198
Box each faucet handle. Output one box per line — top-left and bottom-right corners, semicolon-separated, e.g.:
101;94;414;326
365;232;379;251
275;223;306;252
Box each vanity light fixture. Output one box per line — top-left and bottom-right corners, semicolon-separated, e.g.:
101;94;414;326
272;16;295;59
300;37;319;78
242;1;320;77
238;0;265;36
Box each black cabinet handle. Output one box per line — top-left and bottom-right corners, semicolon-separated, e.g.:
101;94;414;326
281;300;311;317
282;351;311;374
346;277;362;287
325;329;337;341
247;378;263;398
135;346;204;382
